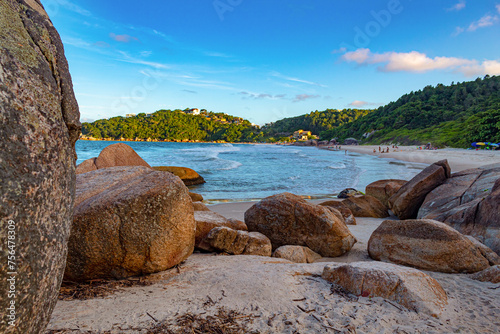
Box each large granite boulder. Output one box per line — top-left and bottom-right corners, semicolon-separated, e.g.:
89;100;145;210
365;179;407;208
66;166;195;281
319;201;356;225
201;226;272;256
418;164;500;254
244;193;356;257
322;262;448;317
342;195;389;218
368;219;490;273
194;211;247;247
0;1;81;333
389;160;450;219
273;245;322;263
94;143;151;169
75;157;98;174
153;166;205;185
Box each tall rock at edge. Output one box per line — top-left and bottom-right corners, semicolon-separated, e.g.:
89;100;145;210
0;1;81;333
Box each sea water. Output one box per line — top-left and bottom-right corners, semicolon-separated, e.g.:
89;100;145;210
76;141;426;203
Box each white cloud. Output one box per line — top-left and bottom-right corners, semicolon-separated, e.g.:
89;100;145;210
271;71;327;88
109;33;139;43
452;26;465;36
349;100;382;108
467;14;499;31
447;0;466;11
341;48;500;76
497;4;500;14
293;94;320;102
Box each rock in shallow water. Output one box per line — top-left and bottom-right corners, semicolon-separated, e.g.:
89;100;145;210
244;193;356;257
66;166;195;281
0;1;81;333
153;166;205;185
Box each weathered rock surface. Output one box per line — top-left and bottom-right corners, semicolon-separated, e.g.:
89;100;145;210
153;166;205;185
94;143;151;169
0;1;81;333
66;166;195;281
469;265;500;284
322;262;448;316
189;192;204;202
464;235;500;266
244;193;356;257
389;160;450;219
76;157;97;174
342;195;389;218
338;188;363;198
273;245;322;263
368;219;490;273
193;202;210;211
365;179;407;208
201;227;272;256
319;201;356;225
418;164;500;254
195;211;247;246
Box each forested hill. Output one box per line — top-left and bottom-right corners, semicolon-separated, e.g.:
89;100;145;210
261;109;373;139
321;75;500;147
82;109;263;142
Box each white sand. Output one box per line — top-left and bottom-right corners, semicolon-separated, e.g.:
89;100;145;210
47;215;500;333
336;145;500;173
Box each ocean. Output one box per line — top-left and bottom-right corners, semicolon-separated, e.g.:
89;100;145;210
76;141;426;203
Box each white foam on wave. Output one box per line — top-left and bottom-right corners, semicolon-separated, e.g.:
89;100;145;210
327;163;346;169
216;160;243;171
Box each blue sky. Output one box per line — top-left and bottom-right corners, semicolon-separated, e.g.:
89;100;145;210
40;0;500;125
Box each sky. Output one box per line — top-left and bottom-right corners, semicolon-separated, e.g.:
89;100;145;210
40;0;500;125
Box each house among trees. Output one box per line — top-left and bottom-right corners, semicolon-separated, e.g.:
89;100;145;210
186;108;200;115
125;113;136;118
293;130;312;141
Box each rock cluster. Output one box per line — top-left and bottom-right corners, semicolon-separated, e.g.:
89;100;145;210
245;193;356;257
319;201;356;225
200;226;272;256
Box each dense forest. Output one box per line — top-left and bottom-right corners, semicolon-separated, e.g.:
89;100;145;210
82;76;500;147
82;110;264;142
321;75;500;147
260;109;372;141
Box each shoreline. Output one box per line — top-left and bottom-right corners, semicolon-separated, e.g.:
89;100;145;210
331;145;500;173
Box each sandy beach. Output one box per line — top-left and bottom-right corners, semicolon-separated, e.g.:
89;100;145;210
47;210;500;333
335;145;500;173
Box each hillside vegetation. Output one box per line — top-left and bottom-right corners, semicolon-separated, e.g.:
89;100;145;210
321;75;500;147
82;110;263;142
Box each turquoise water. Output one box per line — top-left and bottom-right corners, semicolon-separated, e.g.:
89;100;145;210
76;141;426;202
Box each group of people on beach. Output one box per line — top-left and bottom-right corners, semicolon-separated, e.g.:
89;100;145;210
374;145;399;154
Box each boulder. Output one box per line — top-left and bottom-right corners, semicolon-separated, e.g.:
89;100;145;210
66;166;195;281
0;1;81;333
365;179;407;208
153;166;205;185
469;265;500;284
322;262;448;317
273;246;322;263
189;192;204;202
337;188;363;199
342;195;389;218
368;219;490;273
418;164;500;254
319;201;356;225
94;143;151;169
76;157;98;174
201;227;272;256
194;211;247;246
243;232;273;257
389;160;450;219
193;202;210;211
244;193;356;257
